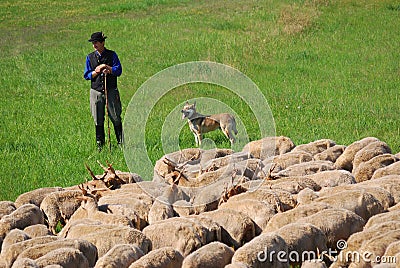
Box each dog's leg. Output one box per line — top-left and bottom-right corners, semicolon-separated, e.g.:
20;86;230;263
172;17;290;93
222;126;236;144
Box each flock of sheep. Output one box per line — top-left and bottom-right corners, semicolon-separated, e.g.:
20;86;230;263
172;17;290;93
0;136;400;267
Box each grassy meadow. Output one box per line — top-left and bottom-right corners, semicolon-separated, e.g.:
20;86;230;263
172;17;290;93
1;0;399;201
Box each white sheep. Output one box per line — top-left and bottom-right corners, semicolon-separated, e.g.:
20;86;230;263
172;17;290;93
1;229;30;252
274;223;327;265
219;198;276;234
182;241;234;268
201;208;255;249
15;238;97;267
297;208;365;250
65;224;151;257
34;247;90;268
265;202;332;232
0;204;44;245
372;161;400;179
14;187;64;208
353;153;398;182
352;140;392;173
142;217;207;257
291;139;336;156
242;136;295;160
335;137;379;171
128;247;184;268
231;232;289;268
313;144;346;163
273;160;336;178
94;244;144;268
40;190;83;234
1;236;60;268
0;202;16;220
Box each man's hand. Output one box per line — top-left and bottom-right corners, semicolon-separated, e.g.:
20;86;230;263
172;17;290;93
95;64;107;74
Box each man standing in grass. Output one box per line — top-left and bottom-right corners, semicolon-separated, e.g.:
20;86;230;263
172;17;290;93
84;32;123;151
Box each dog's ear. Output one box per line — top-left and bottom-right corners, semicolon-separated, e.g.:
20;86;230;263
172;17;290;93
193;101;196;107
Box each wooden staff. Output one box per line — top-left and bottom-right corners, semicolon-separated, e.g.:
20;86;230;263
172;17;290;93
104;73;111;152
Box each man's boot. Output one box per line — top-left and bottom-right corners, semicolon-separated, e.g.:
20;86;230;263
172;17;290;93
114;124;123;145
95;125;105;151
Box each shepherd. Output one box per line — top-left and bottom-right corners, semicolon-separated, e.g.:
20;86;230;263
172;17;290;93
84;31;123;151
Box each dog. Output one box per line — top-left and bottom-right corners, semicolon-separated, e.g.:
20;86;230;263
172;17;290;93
181;101;238;146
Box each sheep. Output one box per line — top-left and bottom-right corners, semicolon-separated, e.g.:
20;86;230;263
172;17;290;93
0;202;16;220
266;150;314;173
242;136;295;160
353;154;398;182
318;183;395;211
15;238;97;267
182;241;234;268
191;175;246;214
372;161;400;179
384;241;400;259
142;217;207;256
225;264;250;268
184;215;222;244
219;198;276;234
231;232;289;268
94;244;144;268
147;199;174;225
296;188;320;205
352;140;392;173
358;175;400;204
201;208;255;249
334;221;400;268
24;224;51;238
34;248;90;268
153;148;204;178
291;139;336;156
364;210;400;229
301;260;327;268
0;204;44;244
274;223;327;265
14;187;64;208
10;258;38;268
97;203;142;229
356;230;400;268
78;193;134;228
265;202;332;232
98;193;153;228
389;202;400;211
273;160;336;178
227;187;296;212
314;189;385;221
66;224;151;257
261;176;321;194
172;200;194;217
334;137;380;171
313;144;346;162
1;236;60;268
307;170;356;188
128;247;184;268
39;190;83;234
200;151;252;172
297;208;365;250
1;229;30;252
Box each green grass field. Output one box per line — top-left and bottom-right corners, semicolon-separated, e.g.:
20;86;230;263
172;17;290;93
1;0;399;201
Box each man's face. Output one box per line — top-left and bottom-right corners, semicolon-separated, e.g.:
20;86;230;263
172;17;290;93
92;41;105;53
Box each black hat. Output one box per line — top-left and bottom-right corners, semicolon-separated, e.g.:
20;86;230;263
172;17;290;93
88;32;107;42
